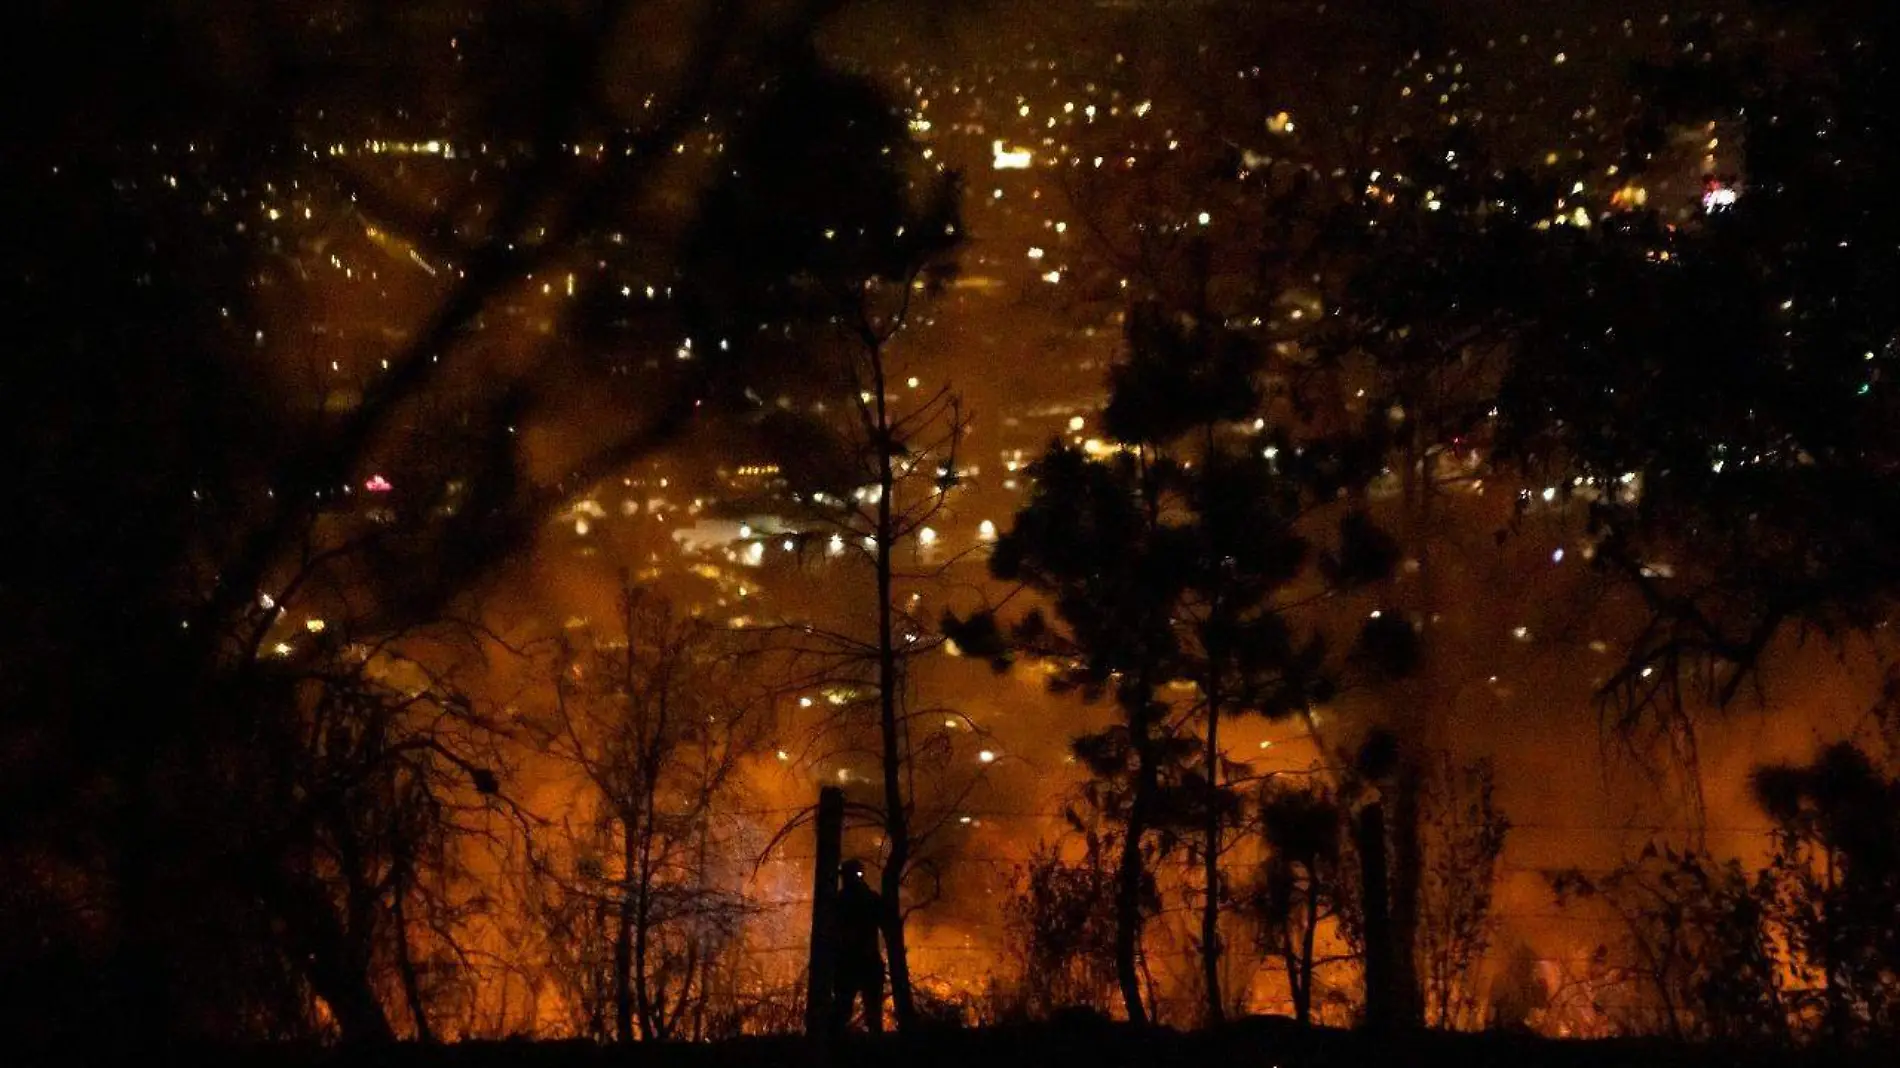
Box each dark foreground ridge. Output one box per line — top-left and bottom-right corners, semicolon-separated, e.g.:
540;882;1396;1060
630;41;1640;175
53;1017;1893;1068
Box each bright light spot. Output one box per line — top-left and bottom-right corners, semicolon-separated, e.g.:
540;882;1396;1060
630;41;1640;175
978;750;997;763
745;542;765;566
1041;270;1062;284
978;519;997;541
945;719;959;729
991;140;1033;169
1552;548;1565;563
777;750;790;761
1512;626;1531;641
574;518;590;536
907;376;920;388
1027;246;1045;260
1541;486;1558;503
364;474;393;493
1197;211;1211;226
1068;415;1086;431
305;618;326;634
1369;610;1382;619
799;697;813;708
782;539;795;552
828;534;845;556
919;527;939;546
272;642;293;657
1702;183;1739;212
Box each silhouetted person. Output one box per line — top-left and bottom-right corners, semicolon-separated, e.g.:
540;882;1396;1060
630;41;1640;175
832;858;885;1036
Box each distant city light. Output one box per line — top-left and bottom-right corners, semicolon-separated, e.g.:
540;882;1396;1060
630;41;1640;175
991;140;1032;169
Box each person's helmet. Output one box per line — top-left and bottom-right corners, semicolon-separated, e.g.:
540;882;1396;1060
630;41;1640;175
841;858;867;881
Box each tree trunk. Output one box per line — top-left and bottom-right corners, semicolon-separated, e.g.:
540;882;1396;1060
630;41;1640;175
1297;885;1319;1025
1355;800;1397;1033
873;389;918;1030
1391;760;1424;1028
391;882;435;1043
1199;687;1224;1025
803;787;845;1038
1115;708;1157;1025
284;889;395;1043
614;823;636;1043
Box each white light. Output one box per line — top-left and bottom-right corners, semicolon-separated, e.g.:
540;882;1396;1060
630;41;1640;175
1512;626;1531;641
919;527;939;546
305;618;326;634
978;519;997;541
1068;415;1086;431
1552;548;1565;563
907;376;920;388
1541;487;1557;503
782;539;795;552
1027;246;1045;260
777;750;790;761
828;534;845;556
991;140;1032;169
799;697;813;708
1196;211;1211;226
978;750;997;763
1042;270;1062;284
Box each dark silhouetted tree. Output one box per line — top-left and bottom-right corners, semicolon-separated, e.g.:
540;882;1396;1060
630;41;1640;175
534;582;766;1042
1753;741;1900;1041
673;53;964;1031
